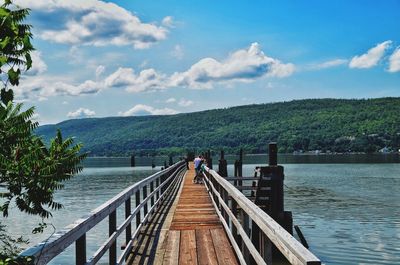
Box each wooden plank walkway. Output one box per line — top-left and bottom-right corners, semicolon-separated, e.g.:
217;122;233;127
160;163;239;265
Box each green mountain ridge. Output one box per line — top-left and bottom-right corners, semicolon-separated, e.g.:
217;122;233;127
36;98;400;156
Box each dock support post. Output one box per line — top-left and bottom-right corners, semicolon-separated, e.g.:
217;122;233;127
130;154;135;167
253;142;293;262
218;150;228;178
207;150;213;169
234;148;243;186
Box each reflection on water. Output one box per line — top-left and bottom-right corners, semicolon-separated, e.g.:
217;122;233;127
238;163;400;265
2;160;400;264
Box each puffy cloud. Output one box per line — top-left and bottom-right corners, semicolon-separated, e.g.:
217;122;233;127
388;47;400;73
169;42;295;89
104;67;167;93
15;75;105;100
118;104;178;116
26;51;48;75
15;43;294;100
349;41;392;69
15;0;169;49
178;98;193;107
67;108;96;118
166;97;176;103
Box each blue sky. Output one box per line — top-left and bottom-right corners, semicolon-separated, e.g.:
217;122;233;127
8;0;400;123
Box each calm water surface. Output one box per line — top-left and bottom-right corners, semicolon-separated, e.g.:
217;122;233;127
2;157;400;264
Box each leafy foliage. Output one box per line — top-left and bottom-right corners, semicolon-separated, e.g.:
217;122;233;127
0;103;86;217
0;0;34;104
37;98;400;156
0;0;87;260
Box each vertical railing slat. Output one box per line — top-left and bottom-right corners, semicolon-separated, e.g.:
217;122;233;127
150;181;155;207
135;190;140;228
109;210;117;264
125;197;132;245
143;186;148;218
76;234;86;265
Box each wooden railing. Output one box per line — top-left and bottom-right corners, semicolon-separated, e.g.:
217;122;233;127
20;161;186;265
202;166;321;265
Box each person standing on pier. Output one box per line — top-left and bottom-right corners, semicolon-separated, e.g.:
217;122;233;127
193;155;203;183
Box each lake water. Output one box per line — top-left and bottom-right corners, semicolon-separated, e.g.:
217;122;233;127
2;156;400;264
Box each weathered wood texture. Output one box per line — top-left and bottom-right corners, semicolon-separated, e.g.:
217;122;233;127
202;166;321;265
126;167;185;265
161;163;238;265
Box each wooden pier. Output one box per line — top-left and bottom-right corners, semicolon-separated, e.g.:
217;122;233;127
20;144;321;265
159;163;238;265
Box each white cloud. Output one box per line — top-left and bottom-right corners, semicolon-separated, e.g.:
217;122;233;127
16;0;169;49
27;51;48;75
104;67;167;93
169;42;295;89
67;107;96;118
95;65;106;78
313;59;348;70
171;45;184;59
178;98;193;107
15;75;105;101
162;16;175;28
349;41;392;69
166;97;176;103
388;47;400;73
15;42;294;99
118;104;178;116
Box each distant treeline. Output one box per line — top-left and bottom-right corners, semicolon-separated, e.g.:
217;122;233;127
36;98;400;156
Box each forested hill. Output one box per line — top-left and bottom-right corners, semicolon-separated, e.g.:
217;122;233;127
36;98;400;156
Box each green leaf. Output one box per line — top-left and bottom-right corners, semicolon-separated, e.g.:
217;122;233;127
7;68;20;86
25;53;32;70
0;55;7;67
0;36;10;49
1;88;13;104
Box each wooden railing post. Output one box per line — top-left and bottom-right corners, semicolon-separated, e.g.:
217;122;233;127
76;234;86;265
156;178;160;201
135;190;140;228
241;210;251;264
143;186;148;218
125;198;132;246
260;233;272;264
150;181;155;208
218;150;228;178
231;200;240;246
109;210;117;264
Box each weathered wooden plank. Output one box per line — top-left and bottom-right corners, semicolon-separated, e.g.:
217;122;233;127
163;231;180;265
179;230;197;265
195;229;218;265
210;228;238;265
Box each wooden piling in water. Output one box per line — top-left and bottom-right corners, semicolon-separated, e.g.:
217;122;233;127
218;150;228;178
207;149;213;169
130;154;135;167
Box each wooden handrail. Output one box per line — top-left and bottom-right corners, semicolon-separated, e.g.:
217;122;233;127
202;166;321;265
20;161;186;265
